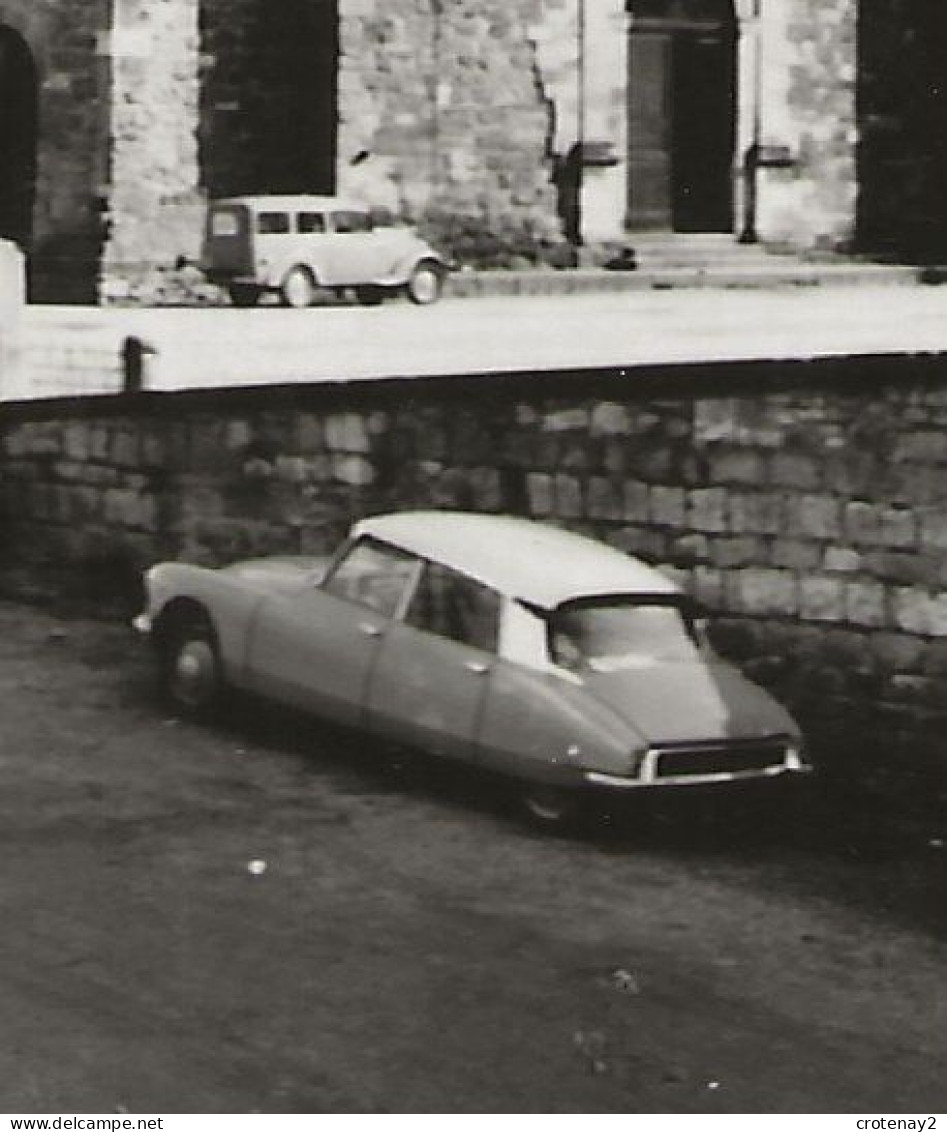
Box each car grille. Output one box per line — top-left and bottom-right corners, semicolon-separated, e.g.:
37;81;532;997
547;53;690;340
653;739;788;778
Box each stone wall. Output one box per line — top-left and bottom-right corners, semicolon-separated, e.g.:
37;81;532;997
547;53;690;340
2;358;947;798
753;0;858;250
337;0;565;266
101;0;203;302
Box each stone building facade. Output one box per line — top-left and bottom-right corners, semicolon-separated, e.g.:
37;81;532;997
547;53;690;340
0;0;944;302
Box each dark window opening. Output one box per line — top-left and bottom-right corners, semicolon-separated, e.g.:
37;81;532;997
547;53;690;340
856;0;947;260
199;0;339;198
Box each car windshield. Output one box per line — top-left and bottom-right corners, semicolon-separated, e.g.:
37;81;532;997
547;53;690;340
548;598;703;673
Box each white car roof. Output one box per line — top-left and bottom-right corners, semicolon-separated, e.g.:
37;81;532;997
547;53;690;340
352;511;679;610
212;195;368;213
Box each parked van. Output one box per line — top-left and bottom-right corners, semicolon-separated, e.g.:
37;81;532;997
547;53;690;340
201;195;452;308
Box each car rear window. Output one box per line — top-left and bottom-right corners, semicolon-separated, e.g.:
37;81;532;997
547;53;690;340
549;598;703;673
257;211;291;234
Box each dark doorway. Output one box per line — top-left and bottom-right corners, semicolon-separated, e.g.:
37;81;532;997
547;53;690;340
857;0;947;261
0;23;38;250
199;0;339;198
626;0;736;232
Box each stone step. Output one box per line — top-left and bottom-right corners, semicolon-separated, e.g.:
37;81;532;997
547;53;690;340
449;260;924;299
622;234;790;270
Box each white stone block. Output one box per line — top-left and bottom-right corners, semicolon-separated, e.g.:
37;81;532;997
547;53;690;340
0;240;26;396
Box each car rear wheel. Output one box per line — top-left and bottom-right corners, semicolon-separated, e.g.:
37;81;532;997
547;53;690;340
159;610;224;718
227;284;261;308
406;261;443;305
519;783;582;831
281;266;316;309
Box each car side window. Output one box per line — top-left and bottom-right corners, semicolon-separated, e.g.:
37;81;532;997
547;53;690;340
257;211;291;235
405;563;500;653
332;210;372;234
323;540;418;618
297;212;326;234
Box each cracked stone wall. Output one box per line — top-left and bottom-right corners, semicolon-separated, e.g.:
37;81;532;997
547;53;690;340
3;360;947;798
337;0;566;266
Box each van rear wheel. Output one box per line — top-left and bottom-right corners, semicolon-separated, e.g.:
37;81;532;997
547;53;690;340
281;267;316;309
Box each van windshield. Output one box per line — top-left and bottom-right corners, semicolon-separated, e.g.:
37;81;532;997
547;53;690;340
548;597;704;673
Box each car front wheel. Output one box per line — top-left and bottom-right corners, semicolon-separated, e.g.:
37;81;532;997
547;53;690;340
406;261;443;305
159;611;224;718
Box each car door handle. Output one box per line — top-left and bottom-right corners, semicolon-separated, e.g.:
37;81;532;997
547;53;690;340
358;622;382;638
464;660;490;675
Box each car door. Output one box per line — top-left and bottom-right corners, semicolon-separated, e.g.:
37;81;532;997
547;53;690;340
245;538;420;729
365;561;501;761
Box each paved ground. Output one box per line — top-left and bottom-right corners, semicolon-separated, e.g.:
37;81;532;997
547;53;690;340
1;600;946;1113
7;282;947;399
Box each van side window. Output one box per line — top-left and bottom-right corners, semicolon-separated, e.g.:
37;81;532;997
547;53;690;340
257;212;290;235
297;212;326;234
332;210;372;234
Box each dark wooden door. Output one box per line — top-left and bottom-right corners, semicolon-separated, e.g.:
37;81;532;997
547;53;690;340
671;30;736;231
626;2;736;233
626;30;673;230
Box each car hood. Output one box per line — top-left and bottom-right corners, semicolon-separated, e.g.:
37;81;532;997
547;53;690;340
580;656;797;746
222;555;332;593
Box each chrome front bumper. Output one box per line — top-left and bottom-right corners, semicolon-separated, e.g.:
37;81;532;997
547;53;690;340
585;744;811;791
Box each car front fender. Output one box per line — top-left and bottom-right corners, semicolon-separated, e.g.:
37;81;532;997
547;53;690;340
138;562;266;687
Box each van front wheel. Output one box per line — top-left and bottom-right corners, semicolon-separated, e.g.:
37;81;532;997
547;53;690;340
406;261;443;306
281;267;316;309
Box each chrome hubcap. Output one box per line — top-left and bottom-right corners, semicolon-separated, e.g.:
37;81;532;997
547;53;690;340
411;269;438;304
284;271;312;308
171;639;216;707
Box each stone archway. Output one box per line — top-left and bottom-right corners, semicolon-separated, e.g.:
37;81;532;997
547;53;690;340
0;22;37;250
626;0;737;232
